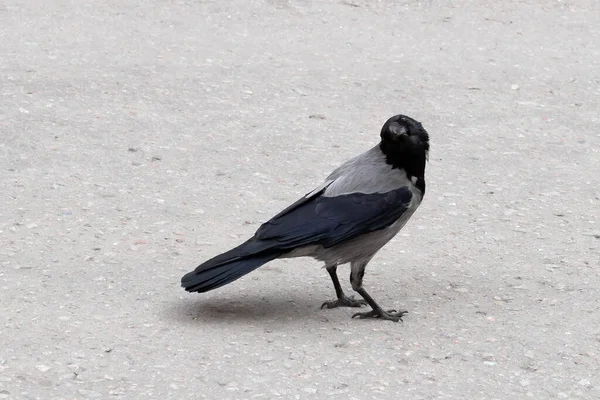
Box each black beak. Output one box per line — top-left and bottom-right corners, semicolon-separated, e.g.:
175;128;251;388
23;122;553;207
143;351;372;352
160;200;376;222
389;122;408;138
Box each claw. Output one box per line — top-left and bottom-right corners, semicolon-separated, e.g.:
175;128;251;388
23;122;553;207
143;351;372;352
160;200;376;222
351;309;408;322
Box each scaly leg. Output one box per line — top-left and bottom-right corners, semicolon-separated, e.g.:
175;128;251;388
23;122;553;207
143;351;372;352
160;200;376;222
349;259;407;322
321;264;367;309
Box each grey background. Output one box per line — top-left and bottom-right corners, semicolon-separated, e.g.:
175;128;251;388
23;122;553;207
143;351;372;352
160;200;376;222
1;0;599;399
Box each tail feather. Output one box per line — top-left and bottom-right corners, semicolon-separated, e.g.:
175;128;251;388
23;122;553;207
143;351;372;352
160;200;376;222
181;238;283;293
181;252;281;292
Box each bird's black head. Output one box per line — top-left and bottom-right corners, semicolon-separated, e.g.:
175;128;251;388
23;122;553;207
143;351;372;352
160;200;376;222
379;114;430;188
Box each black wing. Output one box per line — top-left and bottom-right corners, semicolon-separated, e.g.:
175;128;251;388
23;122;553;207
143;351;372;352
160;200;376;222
254;186;413;249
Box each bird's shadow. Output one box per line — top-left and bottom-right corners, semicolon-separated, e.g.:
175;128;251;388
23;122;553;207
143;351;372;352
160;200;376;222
165;291;336;326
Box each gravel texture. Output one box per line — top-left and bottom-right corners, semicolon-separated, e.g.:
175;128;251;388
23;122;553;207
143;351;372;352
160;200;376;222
1;0;599;399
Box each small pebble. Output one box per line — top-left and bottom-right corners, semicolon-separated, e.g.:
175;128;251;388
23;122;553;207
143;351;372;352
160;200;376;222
78;389;102;398
524;350;534;358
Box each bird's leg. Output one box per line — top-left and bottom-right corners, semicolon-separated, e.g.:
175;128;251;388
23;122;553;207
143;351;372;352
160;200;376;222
349;260;407;322
321;264;367;309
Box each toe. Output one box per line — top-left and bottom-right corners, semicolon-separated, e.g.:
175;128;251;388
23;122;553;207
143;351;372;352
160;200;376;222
321;301;336;309
351;310;374;319
351;309;407;322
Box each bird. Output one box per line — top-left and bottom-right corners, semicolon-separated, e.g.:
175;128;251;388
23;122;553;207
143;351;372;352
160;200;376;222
181;114;430;322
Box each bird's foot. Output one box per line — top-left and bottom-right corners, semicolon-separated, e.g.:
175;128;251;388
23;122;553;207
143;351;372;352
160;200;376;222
351;308;408;322
321;295;367;309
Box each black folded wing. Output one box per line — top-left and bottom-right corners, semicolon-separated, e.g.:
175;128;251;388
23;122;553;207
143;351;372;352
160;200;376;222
254;186;413;249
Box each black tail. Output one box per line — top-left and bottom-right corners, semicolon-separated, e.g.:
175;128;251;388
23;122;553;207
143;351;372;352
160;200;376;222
181;238;283;293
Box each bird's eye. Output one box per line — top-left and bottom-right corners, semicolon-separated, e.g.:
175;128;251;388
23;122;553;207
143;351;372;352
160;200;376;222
400;117;407;122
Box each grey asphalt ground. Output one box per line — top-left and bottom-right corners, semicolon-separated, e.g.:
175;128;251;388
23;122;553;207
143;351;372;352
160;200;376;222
1;0;599;399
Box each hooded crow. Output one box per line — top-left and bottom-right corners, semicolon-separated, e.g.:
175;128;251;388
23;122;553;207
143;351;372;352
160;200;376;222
181;114;430;321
